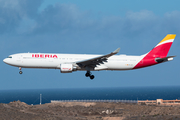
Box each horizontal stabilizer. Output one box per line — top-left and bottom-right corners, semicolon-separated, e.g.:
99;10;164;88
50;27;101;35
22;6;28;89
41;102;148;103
155;56;176;63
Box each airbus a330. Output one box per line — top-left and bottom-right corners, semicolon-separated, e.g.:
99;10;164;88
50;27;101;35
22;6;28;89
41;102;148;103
3;34;176;80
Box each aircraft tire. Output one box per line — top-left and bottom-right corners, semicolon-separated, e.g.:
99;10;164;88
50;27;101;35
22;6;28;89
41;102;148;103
90;75;94;80
85;72;90;77
19;71;23;74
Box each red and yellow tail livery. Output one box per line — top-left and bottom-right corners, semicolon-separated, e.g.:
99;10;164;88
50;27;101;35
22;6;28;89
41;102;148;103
134;34;176;69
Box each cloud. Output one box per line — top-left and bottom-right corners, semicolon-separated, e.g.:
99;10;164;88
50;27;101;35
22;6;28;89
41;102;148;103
29;5;180;43
32;3;85;34
0;0;43;34
0;0;180;45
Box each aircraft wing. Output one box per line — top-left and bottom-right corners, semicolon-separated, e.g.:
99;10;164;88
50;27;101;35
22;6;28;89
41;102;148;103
76;48;120;68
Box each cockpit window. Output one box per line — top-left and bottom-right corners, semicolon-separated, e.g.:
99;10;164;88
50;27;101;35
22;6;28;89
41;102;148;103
8;56;12;58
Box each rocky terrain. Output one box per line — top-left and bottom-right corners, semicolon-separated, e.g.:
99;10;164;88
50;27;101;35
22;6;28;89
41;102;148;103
0;100;180;120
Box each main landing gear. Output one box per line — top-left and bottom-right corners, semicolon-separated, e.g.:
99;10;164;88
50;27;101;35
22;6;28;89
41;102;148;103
19;67;23;74
85;71;95;80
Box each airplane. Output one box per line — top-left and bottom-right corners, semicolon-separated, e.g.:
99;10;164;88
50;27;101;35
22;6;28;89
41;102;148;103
3;34;176;80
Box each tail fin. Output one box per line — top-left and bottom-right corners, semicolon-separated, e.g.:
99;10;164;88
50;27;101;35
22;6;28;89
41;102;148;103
133;34;176;69
148;34;176;58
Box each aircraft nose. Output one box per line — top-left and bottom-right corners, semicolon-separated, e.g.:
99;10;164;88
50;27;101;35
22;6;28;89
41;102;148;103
3;58;7;63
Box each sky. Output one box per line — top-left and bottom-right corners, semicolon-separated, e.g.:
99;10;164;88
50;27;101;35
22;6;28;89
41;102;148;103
0;0;180;90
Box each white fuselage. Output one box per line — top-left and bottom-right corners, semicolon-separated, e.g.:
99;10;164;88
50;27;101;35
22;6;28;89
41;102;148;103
3;53;144;71
3;34;175;79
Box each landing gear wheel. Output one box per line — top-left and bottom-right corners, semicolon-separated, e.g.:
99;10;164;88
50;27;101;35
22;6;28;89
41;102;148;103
19;71;23;74
85;71;95;80
85;72;90;77
90;75;94;80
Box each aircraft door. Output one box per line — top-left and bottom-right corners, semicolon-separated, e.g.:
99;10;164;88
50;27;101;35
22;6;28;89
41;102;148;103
16;55;23;63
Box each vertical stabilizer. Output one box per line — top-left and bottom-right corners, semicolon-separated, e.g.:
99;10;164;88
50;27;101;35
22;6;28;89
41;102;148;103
152;34;176;58
133;34;176;69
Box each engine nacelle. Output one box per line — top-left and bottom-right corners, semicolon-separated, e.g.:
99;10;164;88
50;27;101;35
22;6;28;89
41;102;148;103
60;64;77;73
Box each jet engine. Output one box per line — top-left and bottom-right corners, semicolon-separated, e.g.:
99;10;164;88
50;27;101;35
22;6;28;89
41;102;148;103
60;64;77;73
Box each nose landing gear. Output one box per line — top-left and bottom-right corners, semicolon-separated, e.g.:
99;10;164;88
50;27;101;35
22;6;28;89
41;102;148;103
19;67;23;74
85;71;95;80
19;71;23;74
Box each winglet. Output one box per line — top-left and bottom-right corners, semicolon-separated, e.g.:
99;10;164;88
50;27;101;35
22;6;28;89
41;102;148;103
113;48;120;54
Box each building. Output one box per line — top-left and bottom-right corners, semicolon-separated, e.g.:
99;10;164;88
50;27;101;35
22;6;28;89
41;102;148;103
138;99;180;105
